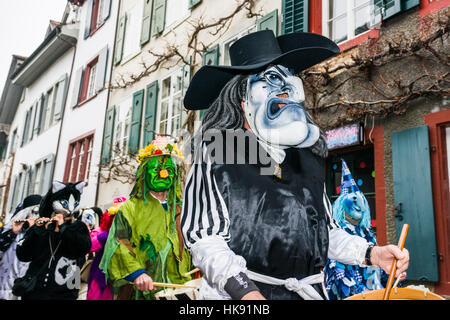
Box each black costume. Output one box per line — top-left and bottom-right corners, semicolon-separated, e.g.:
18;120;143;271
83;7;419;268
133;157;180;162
16;220;91;300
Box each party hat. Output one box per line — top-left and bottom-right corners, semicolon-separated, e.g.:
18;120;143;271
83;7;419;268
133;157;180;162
340;159;360;195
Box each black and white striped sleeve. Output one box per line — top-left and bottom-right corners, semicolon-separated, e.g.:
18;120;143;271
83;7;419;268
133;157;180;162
181;146;231;249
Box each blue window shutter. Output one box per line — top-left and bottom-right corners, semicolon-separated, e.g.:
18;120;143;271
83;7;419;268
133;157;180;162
258;9;279;36
143;81;159;147
392;125;439;282
281;0;308;34
129;90;145;154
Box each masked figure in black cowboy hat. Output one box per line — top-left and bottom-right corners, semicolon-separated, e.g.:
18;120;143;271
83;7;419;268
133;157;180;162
180;30;409;300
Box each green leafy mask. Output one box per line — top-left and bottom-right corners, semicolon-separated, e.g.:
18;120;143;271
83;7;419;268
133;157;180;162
145;155;176;192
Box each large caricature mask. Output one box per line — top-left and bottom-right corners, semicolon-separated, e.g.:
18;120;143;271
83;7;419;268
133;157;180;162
145;155;176;192
244;65;320;150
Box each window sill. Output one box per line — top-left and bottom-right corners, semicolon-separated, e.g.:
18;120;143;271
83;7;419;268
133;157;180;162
338;28;380;53
75;93;98;108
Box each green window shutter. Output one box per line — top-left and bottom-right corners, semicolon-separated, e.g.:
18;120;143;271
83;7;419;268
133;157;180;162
189;0;202;9
143;81;159;147
392;125;439;282
402;0;420;11
202;44;220;66
151;0;166;36
257;9;279;36
129;90;145;154
114;14;127;65
101;106;116;164
281;0;309;34
141;0;154;46
53;73;68;121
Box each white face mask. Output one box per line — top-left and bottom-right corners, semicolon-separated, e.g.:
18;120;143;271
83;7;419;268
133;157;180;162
244;65;320;162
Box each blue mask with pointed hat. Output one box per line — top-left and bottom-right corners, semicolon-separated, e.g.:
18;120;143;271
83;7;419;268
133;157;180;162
332;159;371;229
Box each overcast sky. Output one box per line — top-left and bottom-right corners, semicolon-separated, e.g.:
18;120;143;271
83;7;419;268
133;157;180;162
0;0;68;91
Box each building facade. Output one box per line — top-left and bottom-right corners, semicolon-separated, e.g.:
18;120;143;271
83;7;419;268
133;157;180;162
52;0;119;208
5;4;79;220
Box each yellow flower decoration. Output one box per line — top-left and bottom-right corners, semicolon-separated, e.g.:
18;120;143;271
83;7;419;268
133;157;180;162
137;136;184;162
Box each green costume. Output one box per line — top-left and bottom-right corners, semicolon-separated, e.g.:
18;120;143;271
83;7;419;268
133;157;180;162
100;138;193;300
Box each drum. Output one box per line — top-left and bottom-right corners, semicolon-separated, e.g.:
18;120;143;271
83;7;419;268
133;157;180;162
154;278;201;300
345;287;445;300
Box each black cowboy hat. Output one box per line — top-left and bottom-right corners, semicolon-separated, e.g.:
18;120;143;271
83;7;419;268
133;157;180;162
184;30;340;110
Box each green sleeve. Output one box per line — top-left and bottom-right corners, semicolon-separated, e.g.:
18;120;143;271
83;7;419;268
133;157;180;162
100;209;145;282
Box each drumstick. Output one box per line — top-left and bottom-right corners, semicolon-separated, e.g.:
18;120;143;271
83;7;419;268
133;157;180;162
383;224;409;300
153;282;197;289
184;267;200;277
130;281;197;289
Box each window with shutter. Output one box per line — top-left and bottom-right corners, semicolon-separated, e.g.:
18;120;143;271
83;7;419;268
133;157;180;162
143;81;158;147
79;56;99;104
392;125;439;282
129;90;144;154
257;9;279;36
282;0;309;34
101;106;116;164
